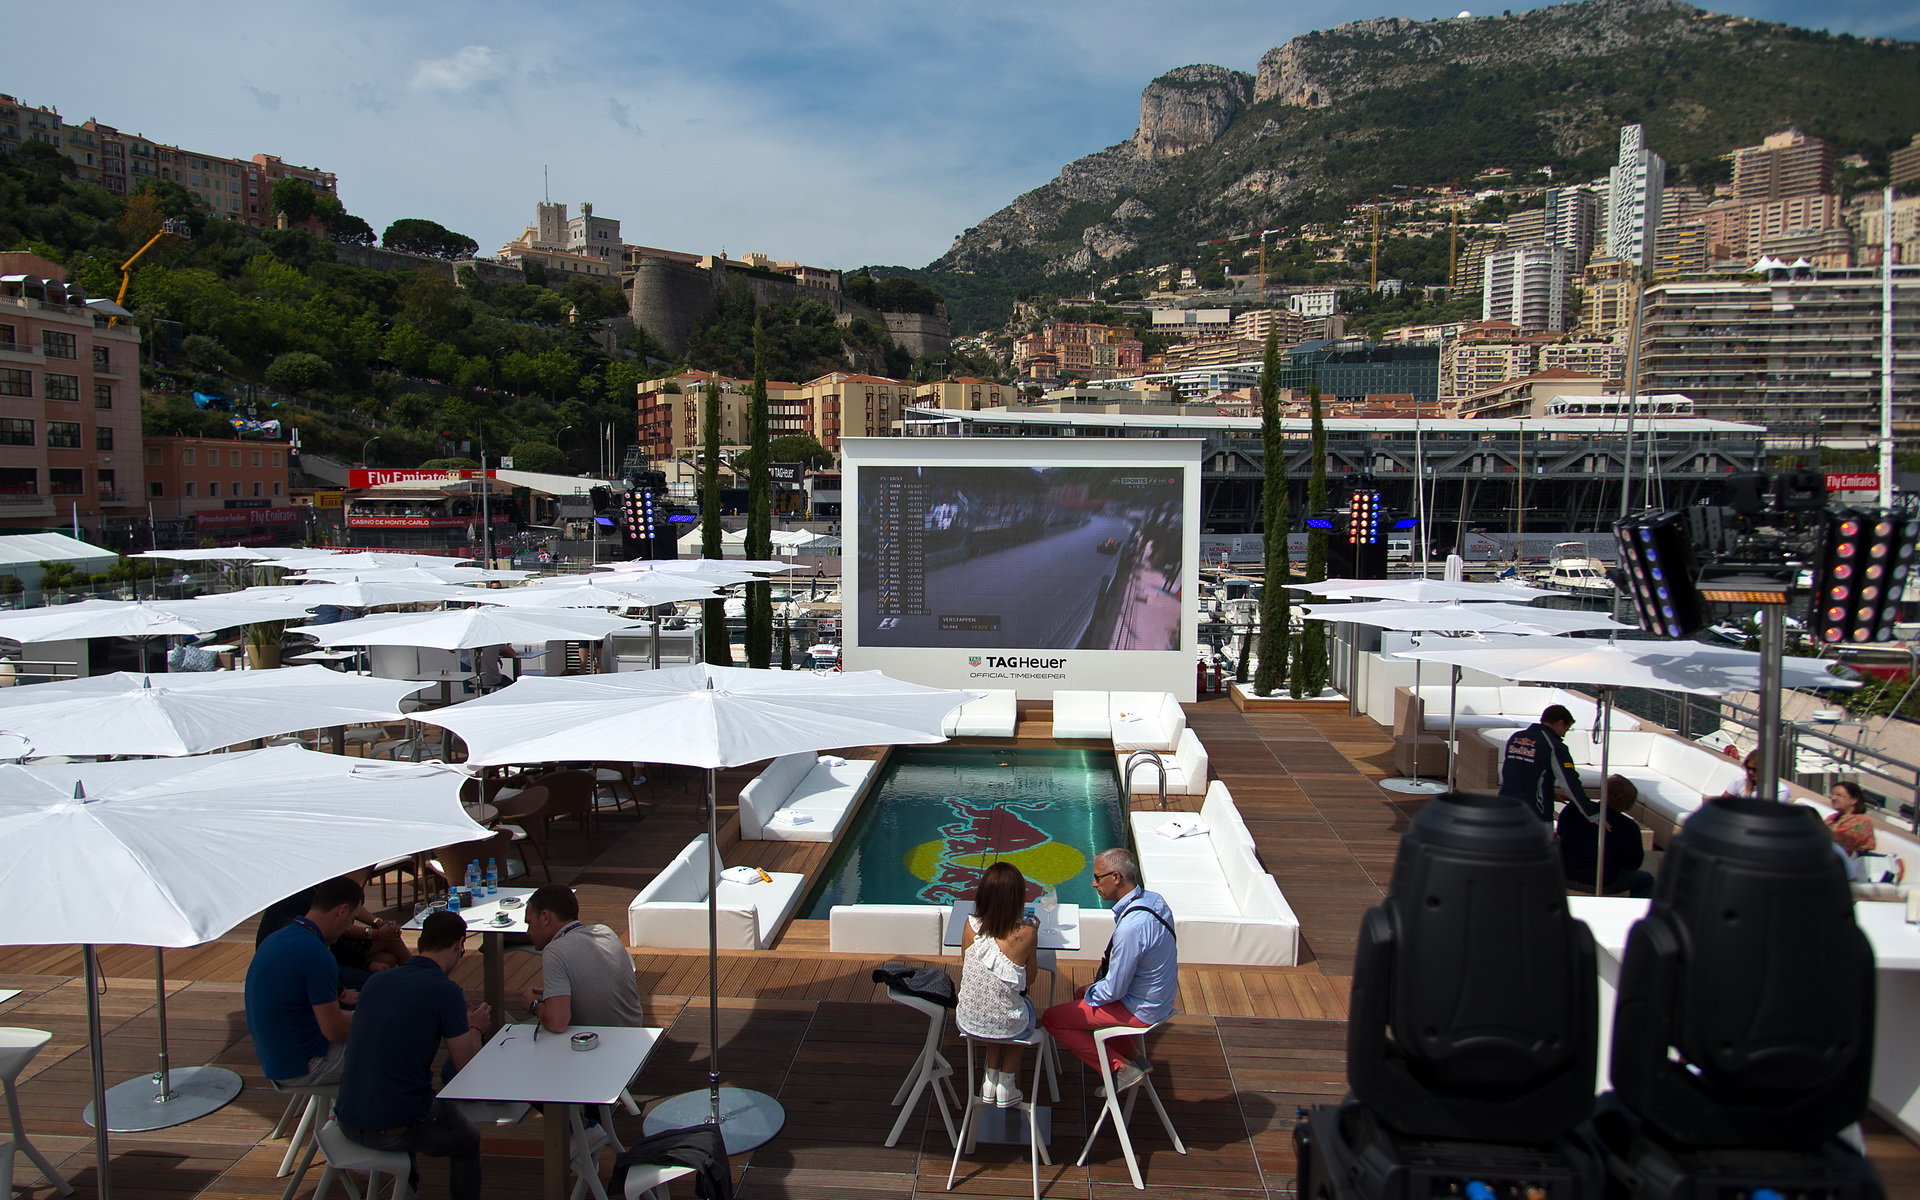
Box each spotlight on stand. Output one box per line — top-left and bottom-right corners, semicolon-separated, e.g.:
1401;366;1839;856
1811;507;1920;645
1594;797;1884;1197
1613;511;1708;638
1295;792;1605;1199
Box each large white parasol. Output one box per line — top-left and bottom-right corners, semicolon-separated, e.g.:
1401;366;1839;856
416;665;978;1151
236;581;504;610
0;595;317;642
291;606;644;650
0;747;486;1197
0;665;430;757
471;578;720;609
1290;578;1558;603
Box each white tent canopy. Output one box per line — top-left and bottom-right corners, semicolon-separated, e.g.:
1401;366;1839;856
0;533;118;600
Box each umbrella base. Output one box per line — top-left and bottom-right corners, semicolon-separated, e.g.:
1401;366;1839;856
83;1066;243;1132
1377;777;1449;795
643;1086;785;1154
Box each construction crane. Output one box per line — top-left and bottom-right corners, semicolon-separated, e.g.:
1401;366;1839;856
111;217;190;326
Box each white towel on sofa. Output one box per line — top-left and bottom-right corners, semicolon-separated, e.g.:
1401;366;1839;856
1155;816;1209;840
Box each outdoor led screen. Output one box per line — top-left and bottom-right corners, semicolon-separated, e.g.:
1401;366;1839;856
857;464;1182;650
842;438;1201;700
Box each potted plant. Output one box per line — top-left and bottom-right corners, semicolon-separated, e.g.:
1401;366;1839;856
244;621;285;671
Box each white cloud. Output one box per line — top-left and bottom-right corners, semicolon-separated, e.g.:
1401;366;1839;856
409;45;514;95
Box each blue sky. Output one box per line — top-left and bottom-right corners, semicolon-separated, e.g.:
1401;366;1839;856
9;0;1917;271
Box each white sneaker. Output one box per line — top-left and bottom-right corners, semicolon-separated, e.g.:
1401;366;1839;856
991;1071;1024;1108
980;1071;999;1104
1099;1059;1148;1096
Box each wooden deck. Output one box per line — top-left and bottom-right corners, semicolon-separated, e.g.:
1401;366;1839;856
1;694;1914;1199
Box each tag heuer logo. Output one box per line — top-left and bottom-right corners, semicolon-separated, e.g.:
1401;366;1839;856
968;656;982;667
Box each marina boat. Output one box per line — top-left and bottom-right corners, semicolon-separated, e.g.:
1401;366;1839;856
1534;541;1616;598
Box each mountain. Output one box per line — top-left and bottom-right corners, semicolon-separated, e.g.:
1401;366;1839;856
917;0;1920;331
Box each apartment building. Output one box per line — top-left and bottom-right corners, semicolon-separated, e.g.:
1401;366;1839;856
1578;256;1639;339
1703;193;1847;265
1606;124;1666;272
1483;245;1574;331
1636;266;1920;443
1730;129;1836;202
1011;322;1144;379
634;371;786;460
0;94;335;227
914;378;1019;412
1855;192;1920;267
1893;134;1920;192
0;253;145;538
1454;369;1613;418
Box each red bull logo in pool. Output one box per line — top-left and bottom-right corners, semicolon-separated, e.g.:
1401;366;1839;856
908;796;1086;904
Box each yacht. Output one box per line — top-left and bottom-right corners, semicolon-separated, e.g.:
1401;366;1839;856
1535;542;1616;598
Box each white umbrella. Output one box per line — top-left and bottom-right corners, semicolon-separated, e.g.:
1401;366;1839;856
472;579;719;609
236;581;502;609
0;747;485;1196
1291;578;1557;603
0;597;320;675
293;606;644;651
593;557;798;575
1298;599;1631;636
261;550;476;570
1390;635;1858;891
415;665;979;1150
132;547;286;563
0;665;430;757
292;565;532;585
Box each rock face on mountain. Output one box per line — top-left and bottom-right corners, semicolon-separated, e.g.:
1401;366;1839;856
1131;65;1254;160
922;0;1920;330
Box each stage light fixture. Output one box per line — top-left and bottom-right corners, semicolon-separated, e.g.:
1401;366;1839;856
1810;507;1920;645
1347;489;1383;546
1612;511;1708;638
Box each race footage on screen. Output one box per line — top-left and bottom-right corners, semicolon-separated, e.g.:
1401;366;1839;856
857;465;1182;651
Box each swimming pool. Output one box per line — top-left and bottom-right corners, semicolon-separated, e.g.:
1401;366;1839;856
800;745;1129;919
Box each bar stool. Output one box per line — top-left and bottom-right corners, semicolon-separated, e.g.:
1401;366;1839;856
1075;1022;1186;1190
568;1105;615;1200
313;1120;412;1200
946;1026;1053;1200
0;1028;72;1196
269;1079;338;1200
882;986;961;1149
622;1163;695;1200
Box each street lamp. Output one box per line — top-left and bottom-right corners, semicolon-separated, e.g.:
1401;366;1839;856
361;435;379;466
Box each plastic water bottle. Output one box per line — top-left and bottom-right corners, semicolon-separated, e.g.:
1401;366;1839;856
447;887;461;914
486;858;499;897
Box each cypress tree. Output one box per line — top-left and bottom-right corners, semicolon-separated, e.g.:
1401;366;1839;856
700;382;732;665
1253;329;1291;696
744;320;774;668
1293;384;1331;698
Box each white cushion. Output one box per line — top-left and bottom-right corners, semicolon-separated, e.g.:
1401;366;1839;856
828;904;944;955
943;689;1017;737
627;834;803;949
1122;727;1207;796
1200;781;1256;847
1051;691;1112;740
1109;692;1184;753
739;755;875;843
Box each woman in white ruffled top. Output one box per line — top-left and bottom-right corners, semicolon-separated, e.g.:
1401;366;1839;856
956;861;1041;1107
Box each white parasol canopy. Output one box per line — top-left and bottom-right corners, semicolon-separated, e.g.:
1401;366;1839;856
0;595;317;642
593;556;797;574
132;547;287;563
292;606;645;651
261;550;476;570
1290;578;1557;603
237;581;503;609
472;578;720;609
1387;634;1857;695
289;565;533;585
0;666;430;757
1298;600;1631;636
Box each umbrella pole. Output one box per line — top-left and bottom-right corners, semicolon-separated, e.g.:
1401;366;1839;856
85;945;113;1200
87;949;242;1132
1594;688;1614;896
707;765;721;1127
153;949;173;1100
1447;665;1462;792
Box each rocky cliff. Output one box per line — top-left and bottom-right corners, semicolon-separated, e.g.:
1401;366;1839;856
923;0;1920;330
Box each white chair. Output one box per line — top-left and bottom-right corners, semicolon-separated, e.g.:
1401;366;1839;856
883;987;962;1149
0;1028;72;1196
1075;1022;1186;1190
269;1079;338;1200
569;1105;616;1200
623;1163;696;1200
313;1120;412;1200
946;1027;1054;1200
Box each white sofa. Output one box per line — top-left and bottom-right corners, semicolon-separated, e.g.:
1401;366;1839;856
736;752;877;842
1109;691;1185;753
827;903;946;955
1120;727;1208;797
1396;685;1640;738
626;834;805;950
1128;782;1300;966
1051;690;1112;740
942;689;1017;738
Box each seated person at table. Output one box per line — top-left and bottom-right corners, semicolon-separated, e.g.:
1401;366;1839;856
244;875;364;1087
1708;748;1791;803
956;862;1040;1108
1041;848;1177;1094
336;911;490;1200
256;865;408;986
1556;775;1655;898
521;884;646;1032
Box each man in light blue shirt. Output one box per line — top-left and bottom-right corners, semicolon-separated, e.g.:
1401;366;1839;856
1040;848;1177;1092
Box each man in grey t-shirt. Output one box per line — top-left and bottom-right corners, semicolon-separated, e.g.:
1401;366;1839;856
520;885;647;1031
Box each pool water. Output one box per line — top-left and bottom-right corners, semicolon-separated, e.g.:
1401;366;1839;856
801;746;1129;918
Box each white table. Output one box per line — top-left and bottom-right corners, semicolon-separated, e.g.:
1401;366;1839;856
406;886;533;1021
944;901;1081;951
1571;896;1920;1140
441;1023;664;1200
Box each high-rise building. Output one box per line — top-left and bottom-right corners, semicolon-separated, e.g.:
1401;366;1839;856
1892;134;1920;192
1730;129;1835;202
1544;185;1602;270
1606;124;1665;273
1855;191;1920;267
1636;267;1920;444
1482;245;1574;332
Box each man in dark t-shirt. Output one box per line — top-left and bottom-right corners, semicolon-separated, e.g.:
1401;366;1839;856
336;911;489;1200
1500;703;1594;824
1557;774;1654;898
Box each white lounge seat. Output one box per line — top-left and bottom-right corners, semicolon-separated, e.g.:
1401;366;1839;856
943;689;1017;738
737;752;876;843
1120;728;1208;797
1051;690;1111;740
1108;692;1184;753
1128;782;1300;966
626;834;803;950
827;903;945;955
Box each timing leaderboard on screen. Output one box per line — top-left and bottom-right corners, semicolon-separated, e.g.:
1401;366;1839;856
871;471;929;618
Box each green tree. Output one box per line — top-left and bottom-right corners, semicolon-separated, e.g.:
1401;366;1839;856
767;434;832;468
1254;329;1291;697
264;351;333;394
270;178;318;226
743;321;774;668
506;441;566;475
1292;386;1330;698
382;218;478;259
701;383;732;665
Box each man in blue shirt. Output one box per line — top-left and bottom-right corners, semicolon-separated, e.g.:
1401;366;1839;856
1040;848;1177;1092
244;876;363;1087
1500;704;1593;824
336;911;490;1200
